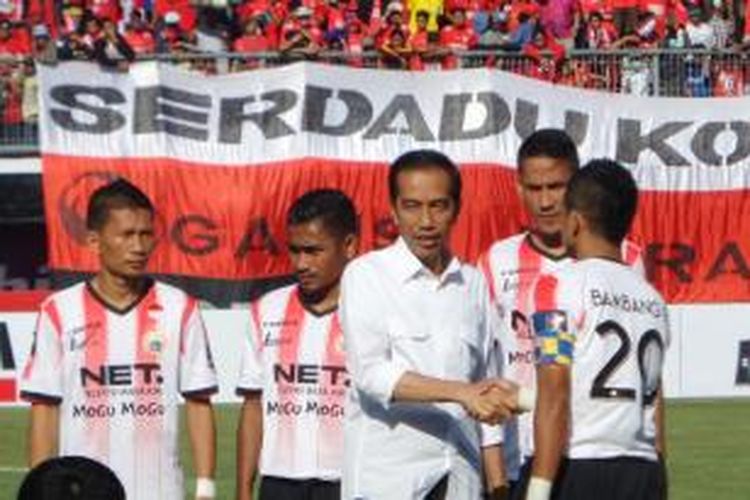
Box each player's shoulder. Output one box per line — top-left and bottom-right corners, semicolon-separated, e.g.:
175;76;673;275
40;282;86;311
342;239;404;282
484;233;528;261
255;283;297;308
151;280;199;310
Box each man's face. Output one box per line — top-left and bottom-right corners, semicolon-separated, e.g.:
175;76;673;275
0;24;10;40
88;208;155;279
518;156;574;240
417;14;428;29
392;167;458;266
453;10;466;25
287;219;355;296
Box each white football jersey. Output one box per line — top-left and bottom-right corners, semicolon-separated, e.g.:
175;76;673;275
478;233;644;475
20;281;218;500
237;284;346;481
530;258;669;461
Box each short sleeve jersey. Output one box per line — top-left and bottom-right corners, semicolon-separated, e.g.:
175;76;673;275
478;233;644;475
20;280;217;500
236;284;346;481
530;259;669;460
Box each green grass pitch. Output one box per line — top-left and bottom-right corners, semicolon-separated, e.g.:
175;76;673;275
0;400;748;499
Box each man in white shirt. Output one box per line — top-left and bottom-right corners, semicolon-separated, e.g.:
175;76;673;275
524;159;668;500
340;149;517;500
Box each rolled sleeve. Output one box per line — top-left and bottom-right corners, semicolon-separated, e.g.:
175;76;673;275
480;422;503;447
340;261;406;409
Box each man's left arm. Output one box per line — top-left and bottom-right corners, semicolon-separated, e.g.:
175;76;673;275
186;397;217;500
179;297;219;499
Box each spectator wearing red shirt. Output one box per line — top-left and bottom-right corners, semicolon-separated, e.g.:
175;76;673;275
233;16;271;69
87;0;122;24
375;2;409;49
123;9;156;55
522;27;566;81
611;0;638;35
324;0;347;38
378;28;412;68
154;0;197;32
439;5;478;69
0;19;30;56
279;6;323;60
712;60;744;97
408;10;431;70
345;16;367;67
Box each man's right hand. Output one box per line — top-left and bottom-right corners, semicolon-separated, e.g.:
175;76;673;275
459;380;516;424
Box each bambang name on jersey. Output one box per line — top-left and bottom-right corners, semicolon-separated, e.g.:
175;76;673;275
590;289;665;318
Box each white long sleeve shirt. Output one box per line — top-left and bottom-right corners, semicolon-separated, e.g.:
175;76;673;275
340;238;502;500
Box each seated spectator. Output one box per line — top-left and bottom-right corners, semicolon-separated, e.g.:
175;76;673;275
584;11;617;48
232;15;271;69
439;4;479;69
154;0;197;32
684;54;711;96
324;0;347;41
58;13;102;61
685;6;715;48
374;2;408;48
279;6;323;60
662;14;688;47
711;57;744;96
707;1;733;49
94;18;135;68
478;10;512;47
123;9;156;55
409;10;433;69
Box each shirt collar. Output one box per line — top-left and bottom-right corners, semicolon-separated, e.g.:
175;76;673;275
391;237;464;286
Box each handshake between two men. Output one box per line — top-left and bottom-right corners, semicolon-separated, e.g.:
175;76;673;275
459;379;533;425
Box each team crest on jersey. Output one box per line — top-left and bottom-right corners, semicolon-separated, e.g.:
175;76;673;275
143;329;166;355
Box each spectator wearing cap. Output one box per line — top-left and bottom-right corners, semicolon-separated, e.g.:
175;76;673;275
31;23;56;62
94;18;135;68
156;10;197;53
438;4;478;69
375;2;409;48
279;6;323;59
123;9;156;55
522;26;566;81
685;6;715;48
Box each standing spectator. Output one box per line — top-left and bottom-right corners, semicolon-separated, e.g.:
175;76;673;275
408;0;442;34
523;27;566;82
378;28;412;68
708;0;734;49
345;16;367;67
58;15;102;61
584;11;617;48
539;0;577;48
232;15;271;69
505;12;538;50
621;54;653;95
685;6;715;48
324;0;347;40
0;19;30;55
375;2;408;48
94;18;135;68
156;11;197;54
611;0;639;35
279;6;323;60
711;57;744;96
123;9;156;55
30;24;56;62
639;0;670;38
439;5;478;69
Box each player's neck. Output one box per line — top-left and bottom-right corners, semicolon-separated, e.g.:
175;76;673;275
91;271;148;310
527;231;567;259
575;238;622;264
299;281;340;316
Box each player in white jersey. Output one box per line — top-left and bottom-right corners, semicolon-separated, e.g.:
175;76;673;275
236;189;358;500
524;159;668;500
478;129;644;484
20;179;218;500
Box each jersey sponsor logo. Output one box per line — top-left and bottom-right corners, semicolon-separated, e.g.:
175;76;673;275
273;363;349;387
266;399;345;418
80;363;163;388
590;289;665;318
67;321;104;351
72;401;165;419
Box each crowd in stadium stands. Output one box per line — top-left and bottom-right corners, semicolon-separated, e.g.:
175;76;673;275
0;0;749;136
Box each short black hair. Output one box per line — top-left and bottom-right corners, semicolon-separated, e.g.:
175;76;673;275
517;128;580;174
565;159;638;245
86;179;154;231
287;189;358;239
388;149;462;211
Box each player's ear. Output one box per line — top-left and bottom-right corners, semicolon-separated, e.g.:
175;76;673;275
86;229;102;256
570;210;584;241
343;233;358;260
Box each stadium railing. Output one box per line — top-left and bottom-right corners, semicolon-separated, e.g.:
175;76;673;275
0;48;746;155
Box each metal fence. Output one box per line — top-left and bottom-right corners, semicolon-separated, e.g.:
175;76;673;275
1;48;748;154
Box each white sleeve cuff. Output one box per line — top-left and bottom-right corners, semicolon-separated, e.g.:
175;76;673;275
525;477;552;500
360;363;408;409
479;421;503;447
517;387;536;413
